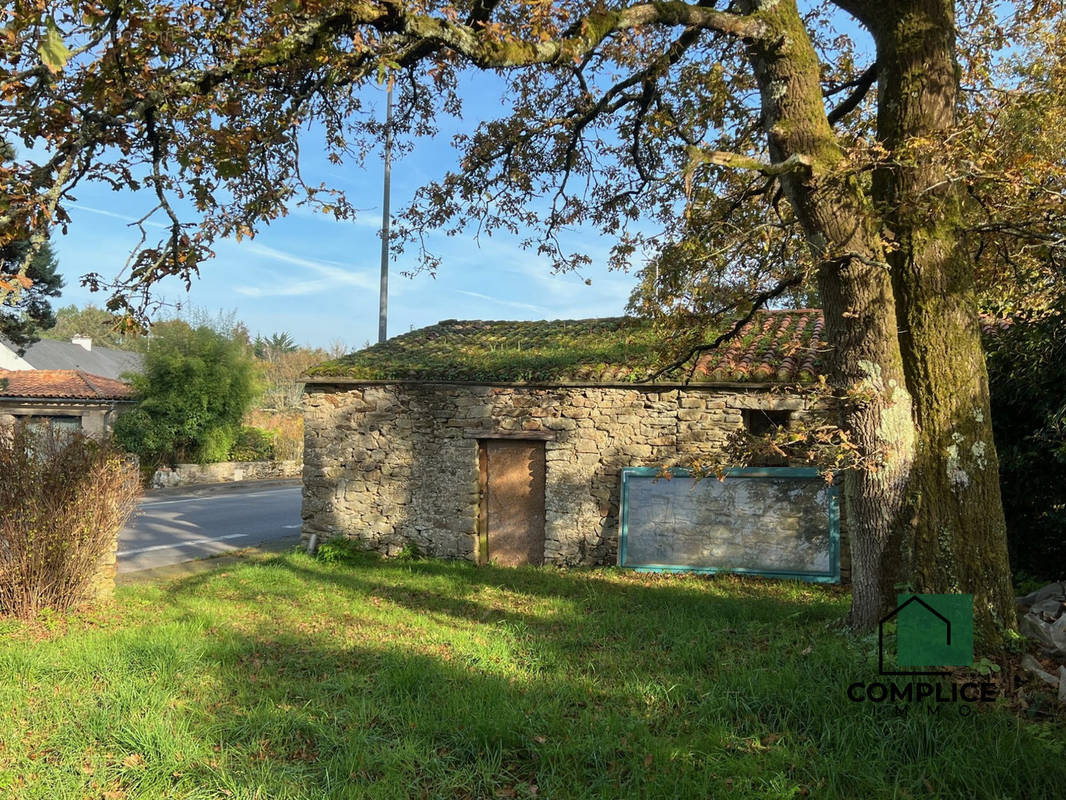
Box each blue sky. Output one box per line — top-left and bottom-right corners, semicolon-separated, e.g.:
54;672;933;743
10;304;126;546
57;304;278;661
49;79;638;352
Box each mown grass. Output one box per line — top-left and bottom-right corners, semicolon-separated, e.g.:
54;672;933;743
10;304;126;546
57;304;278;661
1;550;1063;799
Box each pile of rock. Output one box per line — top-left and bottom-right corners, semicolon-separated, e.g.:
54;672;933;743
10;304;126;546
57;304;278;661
1017;582;1066;702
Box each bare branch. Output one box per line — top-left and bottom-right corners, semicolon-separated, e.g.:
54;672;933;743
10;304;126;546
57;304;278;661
826;62;878;126
641;271;809;383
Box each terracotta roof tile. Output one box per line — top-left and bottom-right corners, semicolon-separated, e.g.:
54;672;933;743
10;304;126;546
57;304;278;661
694;309;825;383
0;369;134;400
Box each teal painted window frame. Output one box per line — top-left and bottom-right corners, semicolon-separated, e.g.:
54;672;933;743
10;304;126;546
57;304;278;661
618;466;840;583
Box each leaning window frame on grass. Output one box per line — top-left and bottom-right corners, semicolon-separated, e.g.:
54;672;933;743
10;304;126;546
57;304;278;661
618;466;841;583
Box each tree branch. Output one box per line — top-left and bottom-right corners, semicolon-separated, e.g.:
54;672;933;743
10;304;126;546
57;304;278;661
641;271;809;383
826;61;878;126
391;2;767;66
686;146;813;176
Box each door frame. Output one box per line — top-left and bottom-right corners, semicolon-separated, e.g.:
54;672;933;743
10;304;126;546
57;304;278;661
475;435;550;566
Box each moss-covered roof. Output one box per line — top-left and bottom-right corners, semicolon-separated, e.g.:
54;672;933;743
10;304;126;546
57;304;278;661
306;311;826;385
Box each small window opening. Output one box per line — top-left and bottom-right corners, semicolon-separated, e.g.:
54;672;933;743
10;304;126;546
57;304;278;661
742;409;792;436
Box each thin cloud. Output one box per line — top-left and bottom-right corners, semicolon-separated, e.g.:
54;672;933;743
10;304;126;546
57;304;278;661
235;279;344;298
67;203;168;228
289;204;383;229
233;242;377;297
454;290;548;314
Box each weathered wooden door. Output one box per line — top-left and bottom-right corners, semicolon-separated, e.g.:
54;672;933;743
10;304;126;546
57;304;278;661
480;439;546;566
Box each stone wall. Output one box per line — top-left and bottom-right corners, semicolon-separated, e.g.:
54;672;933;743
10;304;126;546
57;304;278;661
303;383;849;579
151;459;301;488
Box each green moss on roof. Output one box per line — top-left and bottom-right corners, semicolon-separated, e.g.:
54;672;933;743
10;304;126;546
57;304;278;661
307;312;827;384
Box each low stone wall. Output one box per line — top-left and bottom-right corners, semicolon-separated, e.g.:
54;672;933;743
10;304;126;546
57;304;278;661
152;459;301;488
303;383;850;579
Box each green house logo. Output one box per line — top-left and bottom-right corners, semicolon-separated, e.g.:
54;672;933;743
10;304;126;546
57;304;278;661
878;594;974;675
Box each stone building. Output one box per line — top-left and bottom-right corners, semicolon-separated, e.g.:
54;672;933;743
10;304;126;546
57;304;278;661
302;310;846;579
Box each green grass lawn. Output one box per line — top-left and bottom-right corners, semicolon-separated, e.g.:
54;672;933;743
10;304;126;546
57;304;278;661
1;550;1063;800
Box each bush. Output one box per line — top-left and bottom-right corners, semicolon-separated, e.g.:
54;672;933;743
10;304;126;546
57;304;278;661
114;320;259;466
243;410;303;461
0;427;139;618
314;537;370;564
229;426;277;461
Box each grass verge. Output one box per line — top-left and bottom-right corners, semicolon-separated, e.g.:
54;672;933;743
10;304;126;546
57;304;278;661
1;550;1063;799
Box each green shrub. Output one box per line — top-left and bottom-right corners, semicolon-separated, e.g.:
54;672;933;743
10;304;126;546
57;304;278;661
0;427;140;618
314;537;370;564
229;426;277;461
198;425;238;464
114;320;259;466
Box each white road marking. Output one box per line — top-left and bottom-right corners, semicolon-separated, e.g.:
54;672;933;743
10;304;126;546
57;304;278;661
282;524;301;529
137;488;299;508
117;533;252;557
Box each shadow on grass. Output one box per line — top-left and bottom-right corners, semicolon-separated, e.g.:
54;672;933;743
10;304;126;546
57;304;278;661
85;550;1060;799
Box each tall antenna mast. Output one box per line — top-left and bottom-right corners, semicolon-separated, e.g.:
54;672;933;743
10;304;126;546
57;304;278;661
378;81;393;345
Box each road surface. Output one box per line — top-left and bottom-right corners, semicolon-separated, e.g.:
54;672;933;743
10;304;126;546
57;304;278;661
118;482;302;573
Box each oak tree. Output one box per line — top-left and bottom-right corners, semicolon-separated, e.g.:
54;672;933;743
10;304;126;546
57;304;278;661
2;0;1063;636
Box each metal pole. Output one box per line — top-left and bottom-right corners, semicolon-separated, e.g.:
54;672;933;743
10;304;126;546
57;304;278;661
378;81;393;344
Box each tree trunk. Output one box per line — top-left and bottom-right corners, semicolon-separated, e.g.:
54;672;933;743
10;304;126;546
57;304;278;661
872;0;1016;640
741;0;917;630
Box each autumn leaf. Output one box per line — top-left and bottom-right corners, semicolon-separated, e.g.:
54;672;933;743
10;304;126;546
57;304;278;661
121;753;145;768
39;19;71;73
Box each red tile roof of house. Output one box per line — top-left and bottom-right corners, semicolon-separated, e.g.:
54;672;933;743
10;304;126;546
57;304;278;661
0;369;135;400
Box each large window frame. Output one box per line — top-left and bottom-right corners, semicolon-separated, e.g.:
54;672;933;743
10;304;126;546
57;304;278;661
618;466;841;583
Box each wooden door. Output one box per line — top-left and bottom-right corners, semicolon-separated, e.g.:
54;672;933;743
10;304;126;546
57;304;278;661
480;439;546;566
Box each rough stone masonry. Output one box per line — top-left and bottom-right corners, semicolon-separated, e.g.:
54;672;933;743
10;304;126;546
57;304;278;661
302;382;848;576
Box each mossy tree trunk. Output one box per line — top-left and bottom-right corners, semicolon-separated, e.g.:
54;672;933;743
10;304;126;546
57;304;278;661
870;0;1017;639
740;0;1016;636
741;0;917;631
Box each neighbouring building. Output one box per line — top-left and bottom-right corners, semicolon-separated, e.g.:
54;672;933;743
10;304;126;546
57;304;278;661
302;310;847;580
0;369;135;435
0;335;143;380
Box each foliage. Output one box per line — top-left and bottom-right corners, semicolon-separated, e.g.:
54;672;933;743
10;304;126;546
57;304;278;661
228;425;276;462
969;20;1066;318
113;320;260;467
0;552;1063;798
41;304;142;350
253;331;298;361
986;309;1066;581
0;427;139;619
243;409;303;461
312;536;367;564
0;3;1056;320
0;237;62;353
256;346;330;411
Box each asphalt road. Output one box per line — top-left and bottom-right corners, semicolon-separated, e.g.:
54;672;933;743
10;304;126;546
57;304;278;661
117;481;303;573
